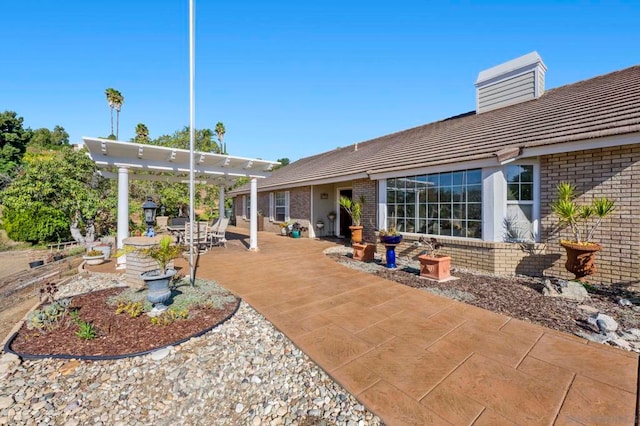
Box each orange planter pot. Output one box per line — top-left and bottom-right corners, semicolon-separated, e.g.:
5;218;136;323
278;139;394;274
352;242;376;262
418;255;451;281
349;225;364;243
560;241;602;280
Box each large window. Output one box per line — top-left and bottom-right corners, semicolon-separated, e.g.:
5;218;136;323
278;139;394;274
269;191;289;222
505;164;534;242
386;169;482;238
274;192;286;221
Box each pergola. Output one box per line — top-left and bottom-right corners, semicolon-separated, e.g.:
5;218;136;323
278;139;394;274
84;137;279;262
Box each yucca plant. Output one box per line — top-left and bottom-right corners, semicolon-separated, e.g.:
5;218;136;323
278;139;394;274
339;196;365;226
141;235;183;274
550;182;615;245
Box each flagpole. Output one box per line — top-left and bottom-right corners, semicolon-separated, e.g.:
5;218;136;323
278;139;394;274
188;0;196;285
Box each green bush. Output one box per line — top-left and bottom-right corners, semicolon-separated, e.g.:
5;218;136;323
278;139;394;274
3;204;70;243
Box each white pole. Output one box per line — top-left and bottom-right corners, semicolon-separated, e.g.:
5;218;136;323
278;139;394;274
249;177;258;250
116;167;129;270
188;0;196;284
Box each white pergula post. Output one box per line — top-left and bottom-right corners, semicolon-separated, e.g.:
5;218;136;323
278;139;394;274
219;185;225;219
249;177;258;250
188;0;196;284
116;167;129;269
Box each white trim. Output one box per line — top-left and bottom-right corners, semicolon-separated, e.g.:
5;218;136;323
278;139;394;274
369;158;499;181
482;167;505;242
242;195;247;219
503;160;540;242
521;132;640;158
268;192;274;221
252;172;369;193
378;180;387;231
309;186;315;238
284;191;290;221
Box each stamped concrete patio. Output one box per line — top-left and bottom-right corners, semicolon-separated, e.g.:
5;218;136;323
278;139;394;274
188;227;638;425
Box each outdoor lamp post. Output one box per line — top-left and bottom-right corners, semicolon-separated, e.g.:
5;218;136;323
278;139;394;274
142;196;158;237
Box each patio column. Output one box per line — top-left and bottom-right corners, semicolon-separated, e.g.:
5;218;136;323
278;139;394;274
249;177;258;251
116;167;129;269
219;185;225;218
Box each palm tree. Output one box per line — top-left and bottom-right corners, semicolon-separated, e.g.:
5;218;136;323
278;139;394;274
135;123;150;144
105;88;117;138
113;90;124;140
215;122;226;154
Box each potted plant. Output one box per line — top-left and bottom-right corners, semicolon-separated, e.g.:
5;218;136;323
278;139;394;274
379;227;403;268
139;235;183;313
339;196;365;243
551;182;615;280
417;237;452;281
83;249;105;266
279;221;290;236
290;222;307;238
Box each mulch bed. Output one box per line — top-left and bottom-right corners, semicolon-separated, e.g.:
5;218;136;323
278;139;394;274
330;254;640;336
9;287;240;357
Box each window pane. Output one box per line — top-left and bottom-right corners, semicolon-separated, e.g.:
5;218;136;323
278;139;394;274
467;221;482;238
452;204;465;220
439;172;452;187
506;204;533;242
468;203;481;220
396;219;406;232
520;184;533;201
428;204;439;219
467;185;482;202
397;205;405;217
426;174;439;187
520;165;533;183
406;219;415;233
427;187;438;203
417;219;427;233
439;188;451;202
418;203;426;219
452;186;464;202
506;165;522;183
507;184;519;201
387;205;396;218
467;169;482;185
406;204;415;218
440;204;451;220
452;171;464;186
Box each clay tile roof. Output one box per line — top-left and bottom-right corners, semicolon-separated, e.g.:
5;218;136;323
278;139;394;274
235;65;640;193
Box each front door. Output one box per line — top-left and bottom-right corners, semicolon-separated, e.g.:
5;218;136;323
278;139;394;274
339;189;353;239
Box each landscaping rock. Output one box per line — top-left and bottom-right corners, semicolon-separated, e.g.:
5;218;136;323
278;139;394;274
588;313;618;333
543;279;590;301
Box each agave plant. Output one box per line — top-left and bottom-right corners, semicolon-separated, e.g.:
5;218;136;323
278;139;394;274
550;182;615;245
141;235;183;274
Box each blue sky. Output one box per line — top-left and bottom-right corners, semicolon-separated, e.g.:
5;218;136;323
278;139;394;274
3;1;638;162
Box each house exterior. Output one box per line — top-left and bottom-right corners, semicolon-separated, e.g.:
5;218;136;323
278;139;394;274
231;52;640;285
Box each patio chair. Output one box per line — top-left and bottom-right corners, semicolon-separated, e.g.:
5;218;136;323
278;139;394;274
209;217;230;248
184;221;210;253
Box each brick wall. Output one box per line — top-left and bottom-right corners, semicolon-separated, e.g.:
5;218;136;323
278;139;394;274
376;234;551;276
234;187;313;237
539;144;640;285
353;178;377;242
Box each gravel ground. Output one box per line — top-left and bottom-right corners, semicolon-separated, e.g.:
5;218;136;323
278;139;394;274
1;273;382;426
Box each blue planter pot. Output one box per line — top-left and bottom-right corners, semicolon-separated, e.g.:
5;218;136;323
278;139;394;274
291;230;301;238
380;235;403;245
381;235;403;268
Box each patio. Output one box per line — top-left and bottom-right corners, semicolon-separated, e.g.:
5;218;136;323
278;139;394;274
180;227;638;425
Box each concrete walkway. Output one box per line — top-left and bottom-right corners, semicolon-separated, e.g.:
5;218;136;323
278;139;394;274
190;228;638;425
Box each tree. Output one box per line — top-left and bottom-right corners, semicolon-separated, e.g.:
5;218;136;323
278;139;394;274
1;147;116;244
29;125;69;149
105;88;117;138
0;111;32;176
113;90;124;140
215;122;226;154
134;123;150;144
274;157;290;170
153;126;220;152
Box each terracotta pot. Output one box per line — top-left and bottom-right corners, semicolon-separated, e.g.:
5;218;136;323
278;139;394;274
418;254;451;281
352;242;376;262
560;241;602;280
349;225;364;243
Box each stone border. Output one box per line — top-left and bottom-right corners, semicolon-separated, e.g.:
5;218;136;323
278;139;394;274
3;296;241;361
